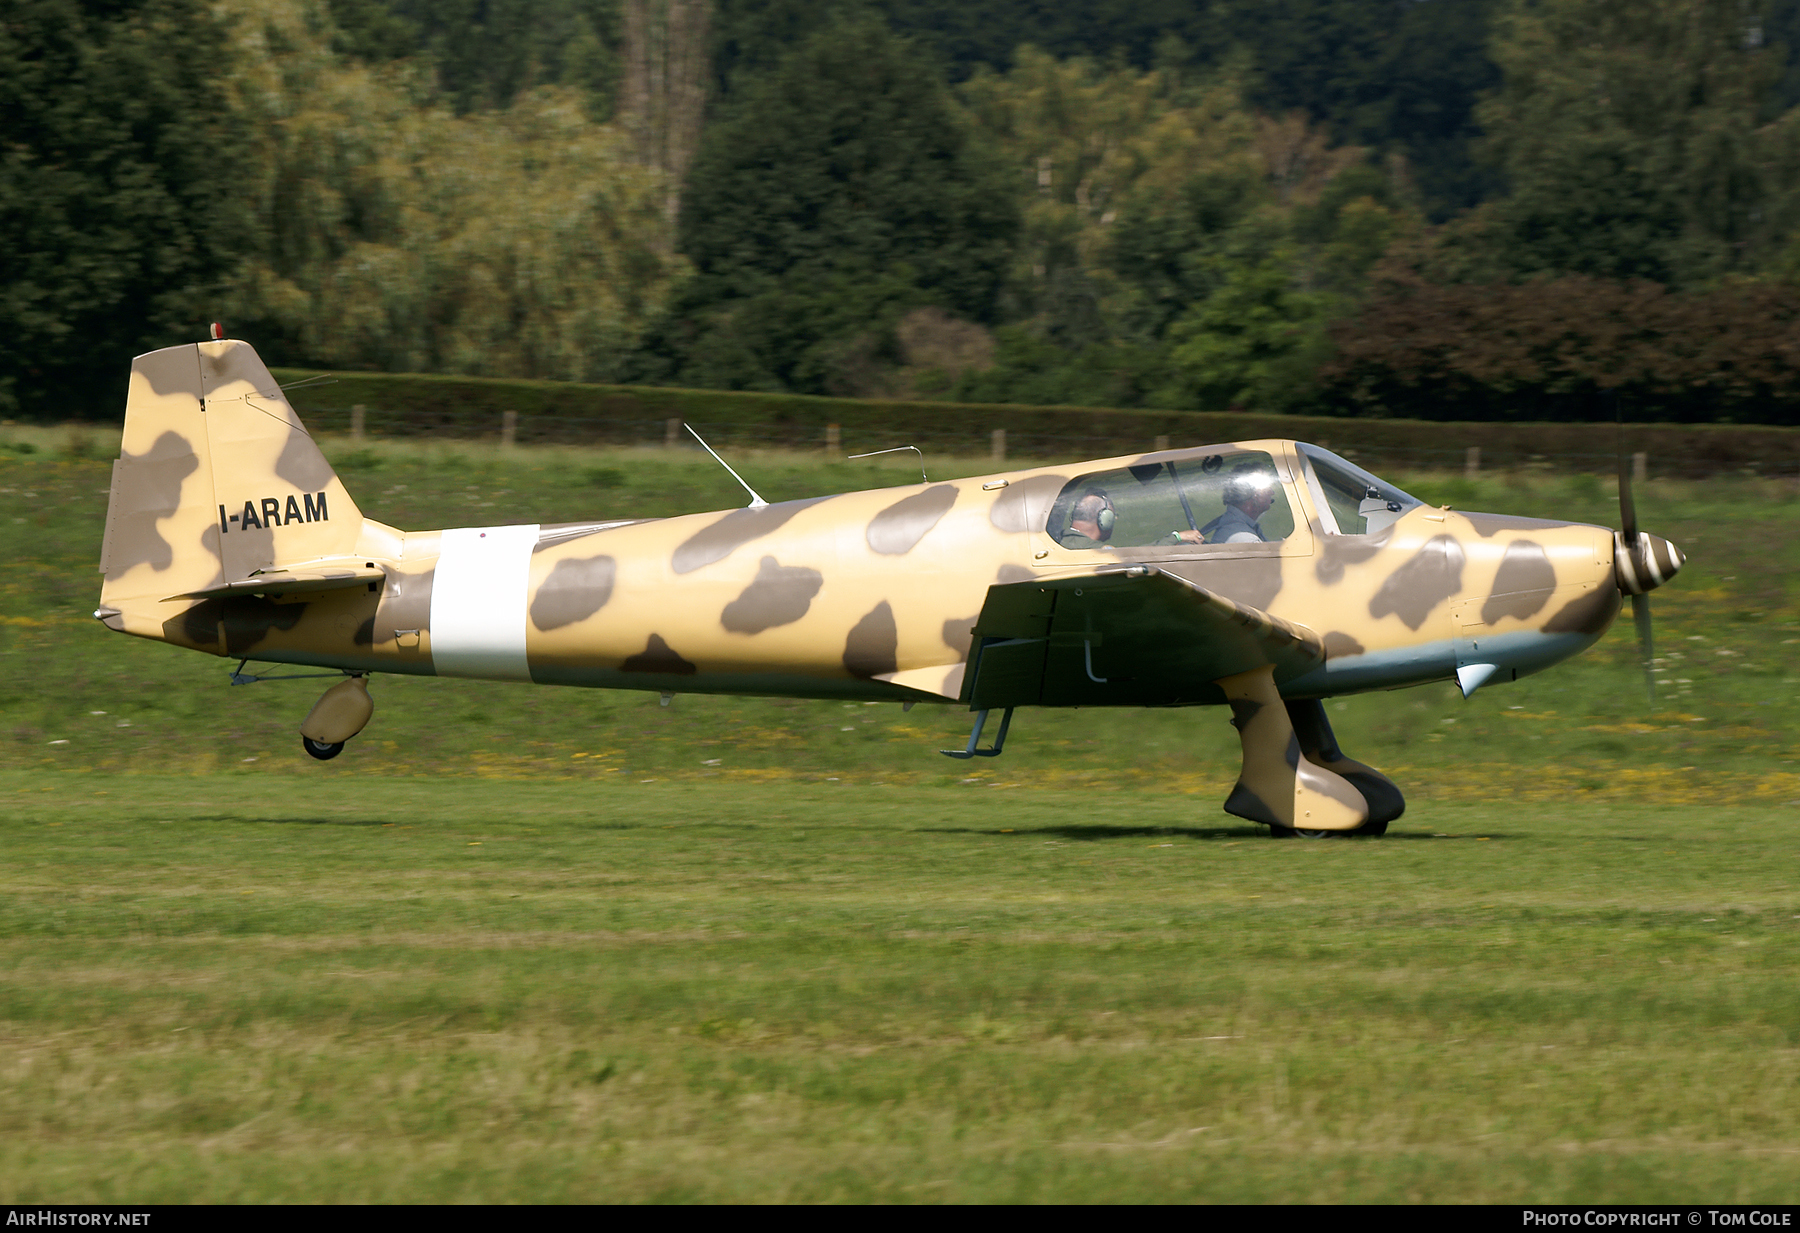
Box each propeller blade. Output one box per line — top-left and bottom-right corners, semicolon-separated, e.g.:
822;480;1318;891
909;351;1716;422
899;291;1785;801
1617;452;1640;544
1616;401;1639;544
1632;592;1655;703
1616;396;1666;705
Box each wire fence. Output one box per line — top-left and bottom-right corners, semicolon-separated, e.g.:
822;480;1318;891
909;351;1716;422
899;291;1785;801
293;401;1800;481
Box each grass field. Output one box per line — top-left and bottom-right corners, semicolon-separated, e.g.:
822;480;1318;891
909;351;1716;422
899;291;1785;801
4;778;1798;1202
1;429;1798;1201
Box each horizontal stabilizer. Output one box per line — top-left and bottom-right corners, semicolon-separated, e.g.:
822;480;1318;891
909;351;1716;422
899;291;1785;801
962;566;1324;709
168;560;385;601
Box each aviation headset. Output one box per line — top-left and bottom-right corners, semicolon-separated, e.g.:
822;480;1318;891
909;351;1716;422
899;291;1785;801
1076;490;1115;538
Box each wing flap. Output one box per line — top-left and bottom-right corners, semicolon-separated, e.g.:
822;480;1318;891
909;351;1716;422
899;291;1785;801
962;567;1322;709
877;663;967;701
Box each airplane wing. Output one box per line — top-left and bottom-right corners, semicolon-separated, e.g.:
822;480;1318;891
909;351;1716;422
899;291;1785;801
959;566;1324;709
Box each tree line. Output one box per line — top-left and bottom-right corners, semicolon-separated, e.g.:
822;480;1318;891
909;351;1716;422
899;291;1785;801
9;0;1800;423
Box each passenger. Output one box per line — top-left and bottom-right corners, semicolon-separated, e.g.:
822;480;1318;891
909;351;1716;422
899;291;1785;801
1190;462;1278;544
1060;489;1116;549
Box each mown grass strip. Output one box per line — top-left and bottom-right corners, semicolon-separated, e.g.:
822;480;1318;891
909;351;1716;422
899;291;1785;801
2;776;1797;1202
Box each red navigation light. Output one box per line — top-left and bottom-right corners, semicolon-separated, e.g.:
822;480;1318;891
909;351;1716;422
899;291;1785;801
210;322;224;340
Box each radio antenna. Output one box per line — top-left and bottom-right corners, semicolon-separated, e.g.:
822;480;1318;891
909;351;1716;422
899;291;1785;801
847;445;928;484
684;424;767;509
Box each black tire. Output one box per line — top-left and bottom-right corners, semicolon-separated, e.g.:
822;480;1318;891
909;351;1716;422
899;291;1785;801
1271;812;1389;839
302;736;345;761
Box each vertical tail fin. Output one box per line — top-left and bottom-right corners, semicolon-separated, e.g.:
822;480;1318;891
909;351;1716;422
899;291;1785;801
100;338;365;622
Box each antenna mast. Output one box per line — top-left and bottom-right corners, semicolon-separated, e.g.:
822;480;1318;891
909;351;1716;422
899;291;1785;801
684;425;768;509
847;445;928;484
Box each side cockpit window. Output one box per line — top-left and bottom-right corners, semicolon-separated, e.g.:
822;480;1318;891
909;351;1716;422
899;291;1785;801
1297;444;1421;536
1051;451;1293;550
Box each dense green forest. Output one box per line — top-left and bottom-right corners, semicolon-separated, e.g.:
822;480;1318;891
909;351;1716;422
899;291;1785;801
10;0;1800;423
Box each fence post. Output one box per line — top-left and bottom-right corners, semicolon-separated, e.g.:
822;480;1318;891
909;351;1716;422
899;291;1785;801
500;409;517;450
1465;446;1480;480
826;423;841;455
1154;434;1170;452
351;404;365;442
991;428;1006;464
1633;451;1647;484
665;417;682;449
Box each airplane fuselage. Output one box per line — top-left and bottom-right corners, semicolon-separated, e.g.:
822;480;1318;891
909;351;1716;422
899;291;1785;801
111;447;1624;707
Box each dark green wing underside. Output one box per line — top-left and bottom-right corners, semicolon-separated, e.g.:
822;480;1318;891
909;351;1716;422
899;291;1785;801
961;568;1325;709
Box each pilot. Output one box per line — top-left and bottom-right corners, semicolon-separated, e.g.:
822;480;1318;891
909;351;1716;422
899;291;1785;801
1172;461;1279;544
1061;489;1116;549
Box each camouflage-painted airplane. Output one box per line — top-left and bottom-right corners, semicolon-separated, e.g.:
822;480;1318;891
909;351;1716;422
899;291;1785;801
96;333;1684;836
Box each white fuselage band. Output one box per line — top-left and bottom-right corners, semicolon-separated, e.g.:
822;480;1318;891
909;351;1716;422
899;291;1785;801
430;524;539;680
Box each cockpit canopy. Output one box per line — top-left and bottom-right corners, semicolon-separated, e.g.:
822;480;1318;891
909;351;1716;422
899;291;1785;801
1049;449;1295;549
1048;443;1423;549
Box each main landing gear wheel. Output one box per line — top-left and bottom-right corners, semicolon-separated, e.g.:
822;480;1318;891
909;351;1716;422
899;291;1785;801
302;736;345;761
1269;820;1387;839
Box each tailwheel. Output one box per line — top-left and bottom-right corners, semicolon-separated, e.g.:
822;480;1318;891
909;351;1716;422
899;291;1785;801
302;736;345;761
298;676;373;762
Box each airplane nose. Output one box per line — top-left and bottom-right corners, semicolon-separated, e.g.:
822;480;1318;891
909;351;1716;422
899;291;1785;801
1614;531;1684;595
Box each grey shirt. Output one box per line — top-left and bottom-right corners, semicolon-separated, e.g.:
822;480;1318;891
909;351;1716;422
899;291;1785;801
1203;505;1267;544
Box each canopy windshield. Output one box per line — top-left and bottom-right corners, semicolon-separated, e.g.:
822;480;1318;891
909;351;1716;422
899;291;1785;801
1298;444;1423;536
